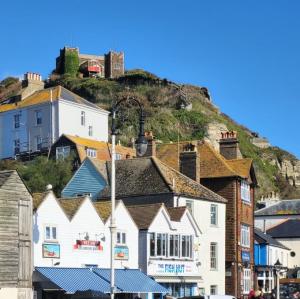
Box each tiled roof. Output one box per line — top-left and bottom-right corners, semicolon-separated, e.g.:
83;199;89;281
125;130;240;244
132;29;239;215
255;199;300;216
91;157;226;203
93;200;121;222
267;219;300;238
127;203;163;229
0;170;15;187
59;197;86;219
32;192;49;210
64;135;136;162
254;228;290;250
156;141;253;179
167;206;187;221
0;86;108;113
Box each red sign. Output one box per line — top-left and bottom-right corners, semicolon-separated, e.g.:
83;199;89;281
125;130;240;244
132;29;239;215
88;66;100;72
73;240;103;251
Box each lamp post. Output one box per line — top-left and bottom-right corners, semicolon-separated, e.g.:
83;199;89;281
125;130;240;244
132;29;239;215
110;95;147;299
274;259;282;299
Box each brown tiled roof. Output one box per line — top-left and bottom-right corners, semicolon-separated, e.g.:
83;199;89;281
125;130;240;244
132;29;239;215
167;206;186;221
127;203;164;229
59;197;86;219
64;135;136;163
93;200;121;222
32;192;49;210
156;141;253;179
91;157;226;203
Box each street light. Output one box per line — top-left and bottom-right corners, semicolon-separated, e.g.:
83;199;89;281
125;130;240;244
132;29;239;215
274;259;282;299
110;95;147;299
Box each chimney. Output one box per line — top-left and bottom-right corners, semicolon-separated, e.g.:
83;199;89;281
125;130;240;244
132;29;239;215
21;72;45;99
219;131;240;160
143;131;156;157
179;143;200;183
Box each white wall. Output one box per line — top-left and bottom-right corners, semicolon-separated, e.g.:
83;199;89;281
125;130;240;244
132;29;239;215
267;245;290;268
177;196;226;295
58;100;108;142
33;193;138;269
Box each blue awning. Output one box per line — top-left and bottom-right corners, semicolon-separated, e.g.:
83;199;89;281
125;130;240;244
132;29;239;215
35;267;168;294
35;267;111;294
93;268;168;293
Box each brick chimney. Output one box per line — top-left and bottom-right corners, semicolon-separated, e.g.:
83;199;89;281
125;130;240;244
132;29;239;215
219;131;240;160
179;143;200;183
143;131;156;157
21;72;45;100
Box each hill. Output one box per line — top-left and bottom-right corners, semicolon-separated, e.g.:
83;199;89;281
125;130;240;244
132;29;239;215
2;70;300;200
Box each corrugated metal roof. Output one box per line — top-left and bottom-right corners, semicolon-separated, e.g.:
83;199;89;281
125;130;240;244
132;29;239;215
35;267;111;293
93;268;168;293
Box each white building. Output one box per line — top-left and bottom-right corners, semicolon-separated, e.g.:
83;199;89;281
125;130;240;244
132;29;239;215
127;203;201;298
33;191;138;269
0;73;109;159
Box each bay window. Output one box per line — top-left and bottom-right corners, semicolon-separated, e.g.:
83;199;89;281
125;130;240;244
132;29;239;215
169;234;179;257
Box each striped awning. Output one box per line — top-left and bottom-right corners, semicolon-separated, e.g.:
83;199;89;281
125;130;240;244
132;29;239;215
35;267;111;294
35;267;168;294
93;268;168;293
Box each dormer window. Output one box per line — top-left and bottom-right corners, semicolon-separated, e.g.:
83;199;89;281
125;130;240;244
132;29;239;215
241;180;250;203
87;148;97;158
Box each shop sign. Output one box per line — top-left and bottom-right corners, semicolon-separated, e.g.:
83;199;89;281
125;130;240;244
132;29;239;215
241;251;250;262
73;240;103;251
43;243;60;258
154;262;193;275
114;246;129;260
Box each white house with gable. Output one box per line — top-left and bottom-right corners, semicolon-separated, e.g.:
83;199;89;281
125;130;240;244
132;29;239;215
0;73;109;159
33;191;138;269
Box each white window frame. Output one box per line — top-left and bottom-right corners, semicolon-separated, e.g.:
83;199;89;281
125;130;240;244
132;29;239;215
210;204;218;226
116;231;126;245
36;136;43;151
35;110;42;126
88;125;93;136
81;111;86;126
186;200;194;215
86;148;97;158
115;153;122;160
56;146;70;160
181;235;193;259
44;225;57;242
210;285;218;295
156;233;167;257
14;139;20;155
169;234;180;258
241;224;250;248
241;180;251;203
14;114;20;129
243;269;251;294
210;242;218;270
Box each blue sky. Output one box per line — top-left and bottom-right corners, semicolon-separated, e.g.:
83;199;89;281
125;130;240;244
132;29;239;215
1;0;300;157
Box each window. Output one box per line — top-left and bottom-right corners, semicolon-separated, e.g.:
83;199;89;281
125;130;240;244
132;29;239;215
241;180;251;203
36;136;43;151
116;232;126;245
14;139;20;155
210;285;218;295
186;200;194;215
81;111;85;126
210;204;218;226
156;233;167;257
87;148;97;158
210;242;218;270
45;225;57;241
14;114;20;129
114;63;122;70
241;224;250;248
169;234;179;257
115;153;122;160
56;146;70;160
243;269;251;294
35;110;42;125
150;233;155;257
88;125;93;136
181;235;192;258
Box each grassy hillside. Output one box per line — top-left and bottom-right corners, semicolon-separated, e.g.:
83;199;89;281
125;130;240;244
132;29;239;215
2;70;299;199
